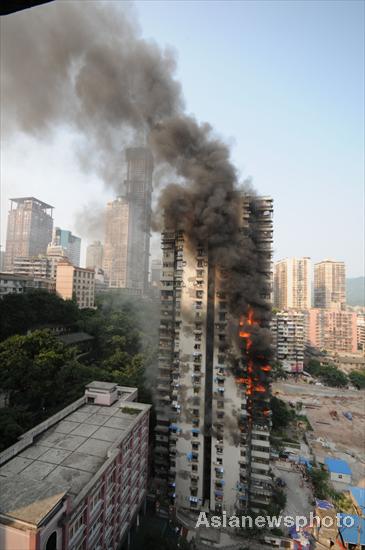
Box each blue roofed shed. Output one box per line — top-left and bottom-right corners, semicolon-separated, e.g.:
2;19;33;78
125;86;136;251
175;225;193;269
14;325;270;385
325;458;352;484
338;514;365;547
349;487;365;515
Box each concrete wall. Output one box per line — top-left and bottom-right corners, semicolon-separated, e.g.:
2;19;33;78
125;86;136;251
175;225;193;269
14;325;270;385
330;472;352;484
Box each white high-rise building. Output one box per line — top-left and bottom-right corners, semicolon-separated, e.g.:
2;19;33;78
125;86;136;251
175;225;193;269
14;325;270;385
274;257;311;310
154;196;273;519
271;311;304;373
314;260;346;310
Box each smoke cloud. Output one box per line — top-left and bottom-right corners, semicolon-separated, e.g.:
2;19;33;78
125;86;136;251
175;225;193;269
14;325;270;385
2;0;272;347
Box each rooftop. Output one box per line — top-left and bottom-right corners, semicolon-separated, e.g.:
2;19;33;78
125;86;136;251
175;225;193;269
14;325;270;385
338;514;365;546
325;457;352;475
349;486;365;514
10;197;53;210
0;387;150;526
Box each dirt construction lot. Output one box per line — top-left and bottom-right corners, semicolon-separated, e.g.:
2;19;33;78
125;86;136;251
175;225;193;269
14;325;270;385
273;382;365;460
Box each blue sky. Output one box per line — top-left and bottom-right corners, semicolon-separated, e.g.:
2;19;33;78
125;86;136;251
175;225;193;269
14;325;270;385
1;0;364;276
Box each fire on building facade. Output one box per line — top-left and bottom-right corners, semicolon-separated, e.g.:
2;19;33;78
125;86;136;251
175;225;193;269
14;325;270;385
154;195;273;519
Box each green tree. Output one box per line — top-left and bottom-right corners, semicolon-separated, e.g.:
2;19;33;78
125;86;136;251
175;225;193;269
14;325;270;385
270;396;294;430
349;369;365;389
0;290;80;341
271;361;288;381
309;467;332;500
0;330;107;422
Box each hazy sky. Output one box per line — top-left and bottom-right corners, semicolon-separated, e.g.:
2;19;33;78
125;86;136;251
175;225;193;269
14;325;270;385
1;0;364;276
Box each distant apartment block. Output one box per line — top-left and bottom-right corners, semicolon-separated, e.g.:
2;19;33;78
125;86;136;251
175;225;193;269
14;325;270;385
356;312;365;352
154;196;273;518
51;227;81;267
271;311;304;373
0;272;55;297
0;382;150;550
86;240;104;269
306;309;357;353
274;257;311;310
13;250;68;283
56;261;95;309
13;255;52;279
103;148;153;293
4;197;53;271
314;260;346;310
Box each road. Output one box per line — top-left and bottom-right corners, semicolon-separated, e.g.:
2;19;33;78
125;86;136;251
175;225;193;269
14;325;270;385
273;381;361;399
273;463;313;533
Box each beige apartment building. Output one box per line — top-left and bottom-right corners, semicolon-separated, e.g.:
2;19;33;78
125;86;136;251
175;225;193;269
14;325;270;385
56;261;95;309
274;257;311;310
155;196;273;521
314;260;346;310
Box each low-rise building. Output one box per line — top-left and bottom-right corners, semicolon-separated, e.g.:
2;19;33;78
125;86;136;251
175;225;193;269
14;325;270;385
0;272;55;296
0;382;151;550
56;261;95;309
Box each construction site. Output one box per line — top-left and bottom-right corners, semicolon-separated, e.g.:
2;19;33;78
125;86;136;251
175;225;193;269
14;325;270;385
273;380;365;484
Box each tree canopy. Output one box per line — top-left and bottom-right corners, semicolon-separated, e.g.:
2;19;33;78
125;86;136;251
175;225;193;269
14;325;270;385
0;290;158;449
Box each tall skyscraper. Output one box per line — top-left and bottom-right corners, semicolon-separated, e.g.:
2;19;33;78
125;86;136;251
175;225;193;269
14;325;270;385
274;257;311;310
4;197;53;271
86;240;104;269
50;227;81;267
154;196;273;518
314;260;346;310
103;147;153;292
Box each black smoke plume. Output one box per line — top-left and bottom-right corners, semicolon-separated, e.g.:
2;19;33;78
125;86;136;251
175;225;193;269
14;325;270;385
2;1;272;346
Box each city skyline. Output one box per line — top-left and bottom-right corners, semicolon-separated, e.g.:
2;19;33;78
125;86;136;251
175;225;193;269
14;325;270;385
1;0;364;277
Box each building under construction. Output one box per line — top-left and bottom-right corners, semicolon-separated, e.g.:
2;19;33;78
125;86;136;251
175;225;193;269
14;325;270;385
154;195;273;518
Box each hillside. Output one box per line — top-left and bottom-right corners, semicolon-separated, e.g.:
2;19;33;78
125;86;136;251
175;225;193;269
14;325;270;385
347;277;365;306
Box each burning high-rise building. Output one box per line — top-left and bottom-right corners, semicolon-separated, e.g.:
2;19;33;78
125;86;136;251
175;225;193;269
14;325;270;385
102;147;153;293
154;195;273;518
4;197;53;272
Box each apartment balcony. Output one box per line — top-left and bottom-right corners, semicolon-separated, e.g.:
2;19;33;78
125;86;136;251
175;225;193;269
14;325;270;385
251;449;270;460
251;471;272;483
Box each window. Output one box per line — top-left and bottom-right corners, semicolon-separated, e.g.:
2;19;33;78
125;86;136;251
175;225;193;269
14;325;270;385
69;514;84;540
90;488;103;511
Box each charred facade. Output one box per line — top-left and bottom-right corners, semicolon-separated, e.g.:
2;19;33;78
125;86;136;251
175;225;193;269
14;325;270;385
154;195;273;516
